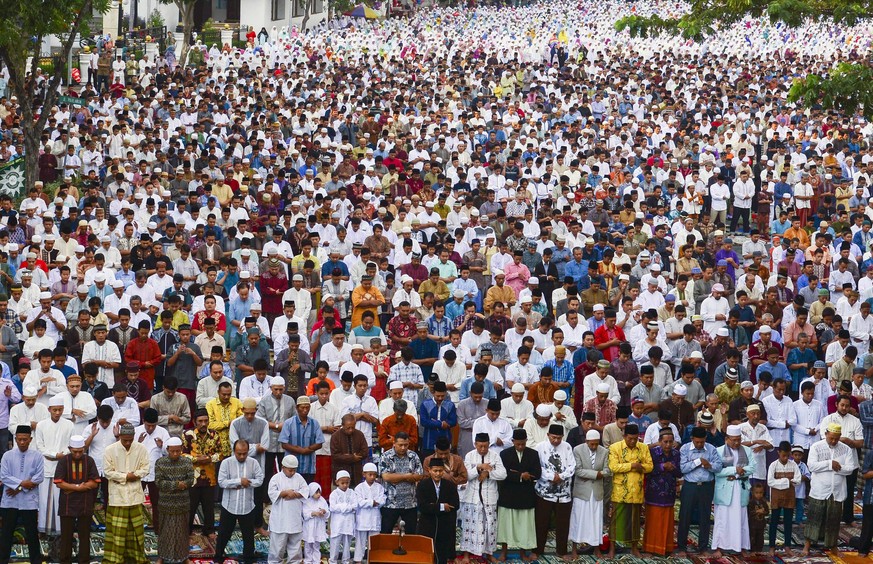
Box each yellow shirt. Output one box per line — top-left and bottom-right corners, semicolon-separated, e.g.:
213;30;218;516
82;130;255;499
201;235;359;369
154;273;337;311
103;440;150;507
350;285;385;328
484;284;516;314
608;440;653;504
206;397;243;457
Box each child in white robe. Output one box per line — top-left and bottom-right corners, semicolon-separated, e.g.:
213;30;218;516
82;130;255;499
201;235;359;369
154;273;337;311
302;482;330;564
329;470;358;564
354;462;385;563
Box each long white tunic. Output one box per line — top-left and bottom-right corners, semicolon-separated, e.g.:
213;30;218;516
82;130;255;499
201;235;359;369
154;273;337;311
807;438;858;502
267;470;310;534
329;486;359;537
35;417;73;533
472;414;514;454
83;421;117;475
133;424;170;482
23;368;66;407
57;390;97;435
8;402;49;430
354;480;385;532
500;396;534;428
81;340;122;384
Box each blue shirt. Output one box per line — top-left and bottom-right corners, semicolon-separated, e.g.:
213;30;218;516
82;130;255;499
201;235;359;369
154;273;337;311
565;260;586;287
679;441;723;483
445;300;465;322
758;360;791;383
321;260;349;279
228;296;255;336
543;359;574;389
277;415;322;475
458;377;496;401
0;447;44;509
116;268;136;289
420;398;457;450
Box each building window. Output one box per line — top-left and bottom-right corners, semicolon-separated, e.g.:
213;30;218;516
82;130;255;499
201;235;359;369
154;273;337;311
216;0;226;8
273;0;286;19
313;0;323;12
292;0;303;17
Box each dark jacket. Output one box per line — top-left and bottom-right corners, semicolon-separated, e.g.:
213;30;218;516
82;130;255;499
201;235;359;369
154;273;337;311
498;446;541;509
416;477;459;564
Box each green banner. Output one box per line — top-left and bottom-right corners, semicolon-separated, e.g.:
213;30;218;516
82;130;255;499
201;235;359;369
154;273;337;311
0;157;25;198
58;95;85;107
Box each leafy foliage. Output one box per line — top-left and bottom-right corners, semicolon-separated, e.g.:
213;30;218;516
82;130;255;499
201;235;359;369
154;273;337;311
0;0;111;187
614;0;873;119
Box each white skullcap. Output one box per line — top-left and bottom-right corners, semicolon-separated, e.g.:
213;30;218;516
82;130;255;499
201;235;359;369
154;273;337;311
389;380;403;391
49;395;65;407
166;437;183;447
673;383;688;396
335;470;351;481
596;382;610;394
586;430;601;441
554;390;567;401
39;291;51;300
726;425;741;437
593;304;604;312
69;435;85;448
282;454;299;468
270;376;286;387
716;328;730;337
363;462;378;473
23;386;38;397
535;404;552;417
511;383;525;394
492;269;504;277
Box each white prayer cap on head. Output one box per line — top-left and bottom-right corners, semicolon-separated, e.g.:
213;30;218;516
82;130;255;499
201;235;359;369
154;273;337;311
673;383;688;396
593;304;604;312
389;380;404;391
282;455;299;468
49;395;65;407
586;430;600;441
363;463;378;473
554;390;567;402
39;291;51;300
596;382;610;394
726;425;742;437
511;383;525;394
23;386;38;397
535;404;552;417
69;435;85;448
335;470;351;481
166;437;183;447
270;377;286;387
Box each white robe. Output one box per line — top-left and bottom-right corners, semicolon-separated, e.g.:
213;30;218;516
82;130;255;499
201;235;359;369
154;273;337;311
328;486;358;537
267;470;309;534
57;390;97;435
354;480;385;532
133;424;170;482
711;480;750;552
35;417;74;533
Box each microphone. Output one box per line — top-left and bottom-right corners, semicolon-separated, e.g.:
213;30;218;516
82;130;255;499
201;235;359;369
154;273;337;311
393;518;407;555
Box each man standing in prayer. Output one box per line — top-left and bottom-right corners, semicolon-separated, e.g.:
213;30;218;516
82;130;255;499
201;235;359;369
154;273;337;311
35;394;74;534
135;407;170;532
534;423;576;559
497;428;541;562
55;434;99;564
103;423;150;564
256;376;296;496
56;374;96;436
607;423;653;559
459;432;507;561
569;429;609;559
228;397;270;534
153;436;194;564
0;425;44;564
471;397;513;454
802;422;859;555
215;440;264;564
182;409;222;539
267;454;309;564
711;424;757;557
642;429;683;556
416;457;460;564
677;426;723;556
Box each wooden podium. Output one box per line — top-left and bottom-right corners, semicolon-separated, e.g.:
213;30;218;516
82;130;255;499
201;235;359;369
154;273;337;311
367;533;434;563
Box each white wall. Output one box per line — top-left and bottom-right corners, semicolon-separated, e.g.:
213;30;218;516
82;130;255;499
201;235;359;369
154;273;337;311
240;0;327;35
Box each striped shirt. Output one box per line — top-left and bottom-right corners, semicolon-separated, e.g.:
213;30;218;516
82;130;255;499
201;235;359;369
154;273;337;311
278;415;322;475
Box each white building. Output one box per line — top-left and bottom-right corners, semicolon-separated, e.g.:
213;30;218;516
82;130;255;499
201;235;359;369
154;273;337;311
147;0;327;37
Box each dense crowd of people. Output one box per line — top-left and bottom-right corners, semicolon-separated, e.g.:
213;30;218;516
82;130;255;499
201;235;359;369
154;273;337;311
0;0;872;562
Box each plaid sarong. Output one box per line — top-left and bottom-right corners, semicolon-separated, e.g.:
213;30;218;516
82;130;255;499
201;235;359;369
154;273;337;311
104;505;148;564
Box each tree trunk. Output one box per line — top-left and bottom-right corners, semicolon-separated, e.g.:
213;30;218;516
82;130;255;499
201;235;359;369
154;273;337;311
177;1;195;68
301;0;313;30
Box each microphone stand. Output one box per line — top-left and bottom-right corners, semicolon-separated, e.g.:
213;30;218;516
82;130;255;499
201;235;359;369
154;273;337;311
393;518;407;555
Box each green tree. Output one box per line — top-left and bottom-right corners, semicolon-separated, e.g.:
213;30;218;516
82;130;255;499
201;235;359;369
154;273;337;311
615;0;873;120
0;0;110;190
159;0;197;67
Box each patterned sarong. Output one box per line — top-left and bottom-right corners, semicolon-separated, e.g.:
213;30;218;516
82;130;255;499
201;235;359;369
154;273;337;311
610;502;641;544
104;505;148;564
805;496;842;548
